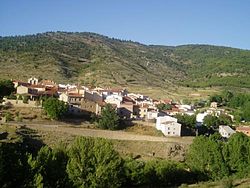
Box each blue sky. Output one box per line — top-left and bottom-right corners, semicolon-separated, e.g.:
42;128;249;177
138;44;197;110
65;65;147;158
1;0;250;49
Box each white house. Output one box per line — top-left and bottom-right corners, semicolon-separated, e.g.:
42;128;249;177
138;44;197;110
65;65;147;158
177;104;194;112
196;112;208;126
28;77;39;85
146;110;159;120
219;125;235;138
105;94;123;107
156;116;182;136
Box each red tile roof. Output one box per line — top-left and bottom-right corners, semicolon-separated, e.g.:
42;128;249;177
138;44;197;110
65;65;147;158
236;126;250;131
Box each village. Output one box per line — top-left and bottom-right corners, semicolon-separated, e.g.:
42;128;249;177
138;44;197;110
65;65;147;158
1;77;250;138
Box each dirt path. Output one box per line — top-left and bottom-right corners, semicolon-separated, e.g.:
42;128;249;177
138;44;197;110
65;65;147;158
19;123;194;144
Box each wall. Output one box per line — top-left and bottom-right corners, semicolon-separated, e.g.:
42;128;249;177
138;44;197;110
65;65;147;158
16;86;28;94
3;99;40;108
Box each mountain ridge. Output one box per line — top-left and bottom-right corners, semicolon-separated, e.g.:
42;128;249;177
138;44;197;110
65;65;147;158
0;31;250;92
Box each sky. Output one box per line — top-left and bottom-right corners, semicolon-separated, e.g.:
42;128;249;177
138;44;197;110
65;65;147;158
1;0;250;49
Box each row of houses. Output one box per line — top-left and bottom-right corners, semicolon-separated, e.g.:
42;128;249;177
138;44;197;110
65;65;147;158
6;77;250;138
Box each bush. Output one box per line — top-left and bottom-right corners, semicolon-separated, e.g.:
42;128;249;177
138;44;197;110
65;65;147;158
42;98;68;120
4;112;13;122
23;96;29;104
98;104;120;130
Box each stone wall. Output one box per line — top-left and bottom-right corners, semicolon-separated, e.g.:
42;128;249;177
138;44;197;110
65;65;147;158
3;98;41;108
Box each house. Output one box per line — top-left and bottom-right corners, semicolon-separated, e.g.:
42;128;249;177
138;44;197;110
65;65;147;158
146;110;159;121
28;77;39;85
162;106;180;116
16;85;39;100
80;99;103;116
59;93;84;104
59;92;103;116
196;112;208;126
132;104;149;119
139;104;148;119
12;80;30;88
156;116;182;136
176;104;194;112
219;125;235;138
84;90;103;103
161;99;173;105
118;101;134;119
210;102;218;108
29;85;46;92
236;126;250;136
39;79;57;87
104;94;123;107
94;88;127;99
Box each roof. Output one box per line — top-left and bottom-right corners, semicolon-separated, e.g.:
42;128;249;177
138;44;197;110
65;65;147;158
39;79;56;85
139;104;149;108
162;99;172;104
68;93;84;97
162;121;181;126
29;84;46;89
123;96;134;103
121;101;134;105
15;82;31;87
236;126;250;131
220;125;235;134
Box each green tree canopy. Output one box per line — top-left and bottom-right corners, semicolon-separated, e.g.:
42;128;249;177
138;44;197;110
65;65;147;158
203;115;220;129
186;136;229;180
0;143;30;187
66;137;123;188
156;103;172;111
242;101;250;122
175;114;196;129
0;80;15;99
222;132;250;176
209;95;222;104
98;103;120;130
28;145;69;188
42;98;68;120
218;114;232;125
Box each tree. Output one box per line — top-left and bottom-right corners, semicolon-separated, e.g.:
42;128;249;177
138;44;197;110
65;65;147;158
242;101;250;122
98;103;120;130
218;114;232;125
0;80;15;99
186;136;229;180
124;158;146;186
42;98;68;120
209;95;222;104
221;90;233;103
156;103;172;111
28;145;70;187
203;115;219;129
222;132;250;177
66;137;124;188
0;143;31;187
175;114;196;129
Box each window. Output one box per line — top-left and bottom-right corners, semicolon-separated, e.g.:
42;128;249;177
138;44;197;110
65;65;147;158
173;132;175;134
168;132;170;134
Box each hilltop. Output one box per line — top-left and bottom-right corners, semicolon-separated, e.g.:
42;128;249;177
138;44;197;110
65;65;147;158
0;31;250;98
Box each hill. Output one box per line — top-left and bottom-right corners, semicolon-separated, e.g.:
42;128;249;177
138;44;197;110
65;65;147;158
0;32;250;97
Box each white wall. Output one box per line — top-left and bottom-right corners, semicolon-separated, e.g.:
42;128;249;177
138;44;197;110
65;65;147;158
156;121;182;136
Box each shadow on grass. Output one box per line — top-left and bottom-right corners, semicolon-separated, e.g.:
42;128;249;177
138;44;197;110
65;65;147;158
16;126;45;155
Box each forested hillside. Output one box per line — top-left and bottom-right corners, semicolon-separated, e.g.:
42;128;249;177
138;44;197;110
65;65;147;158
0;32;250;89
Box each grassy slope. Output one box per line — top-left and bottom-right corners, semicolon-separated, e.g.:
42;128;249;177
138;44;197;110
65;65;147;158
1;32;250;99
